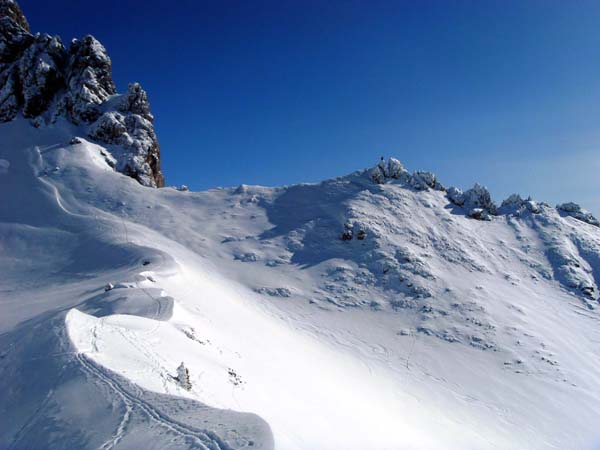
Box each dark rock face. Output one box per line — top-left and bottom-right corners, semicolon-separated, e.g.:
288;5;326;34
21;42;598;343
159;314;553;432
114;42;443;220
60;35;116;124
0;0;164;187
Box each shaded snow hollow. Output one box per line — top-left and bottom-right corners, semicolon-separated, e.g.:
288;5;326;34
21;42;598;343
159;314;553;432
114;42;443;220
1;123;600;450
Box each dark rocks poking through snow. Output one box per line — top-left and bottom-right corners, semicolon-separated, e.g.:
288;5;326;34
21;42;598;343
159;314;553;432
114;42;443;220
447;183;497;220
370;157;444;191
557;202;600;227
0;0;164;187
341;222;367;241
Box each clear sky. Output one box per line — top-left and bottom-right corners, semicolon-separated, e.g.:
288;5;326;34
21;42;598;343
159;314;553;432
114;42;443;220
21;0;600;215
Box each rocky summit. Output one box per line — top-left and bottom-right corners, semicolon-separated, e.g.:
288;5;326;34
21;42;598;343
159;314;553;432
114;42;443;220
0;0;164;187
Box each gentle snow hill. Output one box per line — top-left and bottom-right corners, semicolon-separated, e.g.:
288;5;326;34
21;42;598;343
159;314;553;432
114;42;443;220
1;119;600;450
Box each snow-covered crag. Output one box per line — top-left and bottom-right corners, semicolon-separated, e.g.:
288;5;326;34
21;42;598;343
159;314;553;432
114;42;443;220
0;0;164;187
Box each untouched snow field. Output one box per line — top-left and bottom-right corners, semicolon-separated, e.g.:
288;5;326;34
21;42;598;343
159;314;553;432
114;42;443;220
2;118;600;450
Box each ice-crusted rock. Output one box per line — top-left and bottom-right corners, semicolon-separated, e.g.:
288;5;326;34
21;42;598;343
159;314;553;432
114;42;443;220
0;0;30;61
387;157;408;179
370;157;410;184
557;202;599;227
446;186;464;206
409;171;444;191
0;1;164;187
500;194;542;215
89;83;163;187
59;35;116;123
18;34;65;118
370;158;443;191
119;82;153;120
448;183;497;219
501;194;523;209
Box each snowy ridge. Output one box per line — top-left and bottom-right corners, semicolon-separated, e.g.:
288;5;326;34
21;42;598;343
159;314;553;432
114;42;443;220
1;117;600;449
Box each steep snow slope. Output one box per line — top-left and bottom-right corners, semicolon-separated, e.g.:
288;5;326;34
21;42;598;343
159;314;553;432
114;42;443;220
1;118;600;450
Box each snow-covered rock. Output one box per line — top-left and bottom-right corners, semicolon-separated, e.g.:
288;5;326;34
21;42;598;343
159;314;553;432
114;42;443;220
446;186;464;205
386;157;408;179
448;183;497;219
369;157;440;190
499;194;543;215
0;0;164;187
59;35;116;124
409;170;444;191
557;202;599;227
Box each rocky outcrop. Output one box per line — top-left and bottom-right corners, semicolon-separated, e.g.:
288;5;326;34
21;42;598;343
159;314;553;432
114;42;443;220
88;83;164;187
370;157;444;191
557;202;599;227
409;171;444;191
371;157;409;183
448;183;497;220
500;194;543;215
0;0;164;187
59;35;116;124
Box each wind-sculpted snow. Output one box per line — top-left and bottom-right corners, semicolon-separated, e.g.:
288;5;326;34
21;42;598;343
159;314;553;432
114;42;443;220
2;119;600;449
0;313;271;450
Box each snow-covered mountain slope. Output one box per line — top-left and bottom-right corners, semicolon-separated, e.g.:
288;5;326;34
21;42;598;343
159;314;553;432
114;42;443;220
1;117;600;450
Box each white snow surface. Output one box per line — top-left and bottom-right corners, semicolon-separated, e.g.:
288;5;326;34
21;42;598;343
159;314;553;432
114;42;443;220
2;118;600;450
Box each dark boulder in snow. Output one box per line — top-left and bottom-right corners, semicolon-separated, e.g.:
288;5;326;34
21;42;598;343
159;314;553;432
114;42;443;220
557;202;599;227
0;1;164;187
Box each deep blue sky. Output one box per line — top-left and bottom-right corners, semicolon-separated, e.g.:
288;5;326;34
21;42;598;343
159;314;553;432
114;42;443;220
21;0;600;215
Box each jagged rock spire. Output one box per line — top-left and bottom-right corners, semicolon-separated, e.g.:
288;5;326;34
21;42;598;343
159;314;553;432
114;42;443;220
0;0;29;32
0;0;164;188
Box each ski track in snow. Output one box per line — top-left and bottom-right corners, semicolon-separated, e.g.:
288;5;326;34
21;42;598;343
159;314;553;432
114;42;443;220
75;352;227;450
